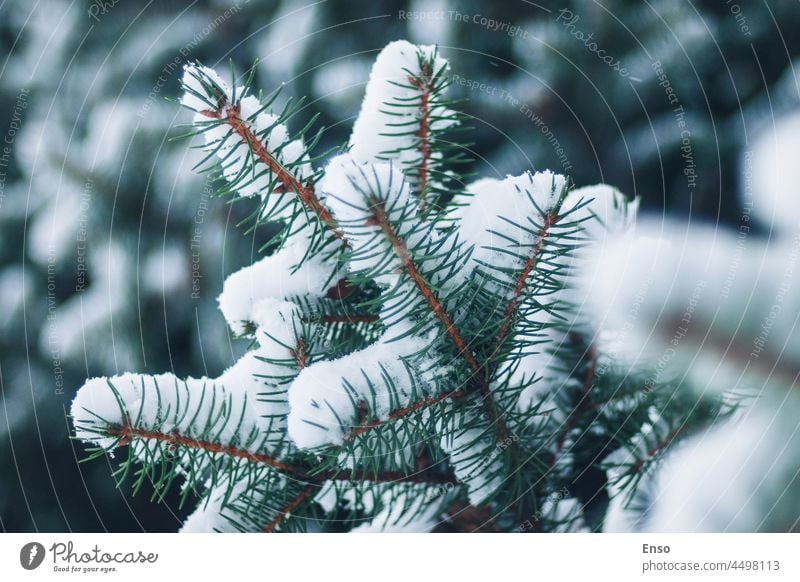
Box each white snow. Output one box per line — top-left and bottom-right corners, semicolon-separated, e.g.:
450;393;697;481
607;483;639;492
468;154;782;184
438;407;505;505
561;184;640;329
644;399;800;532
321;154;416;282
562;183;639;247
351;486;449;533
749;111;800;237
180;482;244;533
218;238;341;335
322;153;414;219
452;171;567;290
287;325;443;449
179;64;230;112
180;478;279;533
71;300;304;454
349;40;457;193
587;220;800;382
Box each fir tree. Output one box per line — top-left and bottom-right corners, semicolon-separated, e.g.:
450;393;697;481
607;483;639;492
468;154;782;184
70;40;727;532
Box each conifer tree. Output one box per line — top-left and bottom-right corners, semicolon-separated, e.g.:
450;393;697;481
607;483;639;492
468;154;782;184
71;40;728;532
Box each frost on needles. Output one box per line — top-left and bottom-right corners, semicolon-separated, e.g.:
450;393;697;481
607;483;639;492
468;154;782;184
71;40;726;532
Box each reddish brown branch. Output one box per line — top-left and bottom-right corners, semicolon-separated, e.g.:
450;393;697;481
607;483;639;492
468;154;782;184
263;485;316;533
109;423;307;477
408;63;432;208
324;278;360;300
347;388;466;441
369;200;510;442
292;338;307;369
107;422;454;486
495;210;559;347
371;203;475;368
199;106;343;240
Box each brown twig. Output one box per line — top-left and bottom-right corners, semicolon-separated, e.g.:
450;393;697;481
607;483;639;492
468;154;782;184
291;338;307;369
263;485;316;533
495;211;559;346
109;423;306;477
368;200;510;442
408;62;432;208
199;106;343;240
106;422;456;486
346;389;466;441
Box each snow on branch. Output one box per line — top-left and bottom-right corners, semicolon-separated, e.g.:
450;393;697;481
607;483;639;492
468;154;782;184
350;40;461;210
180;64;341;244
287;325;447;449
72;299;303;462
69;39;735;534
320;154;510;439
349;485;455;532
438;406;506;506
591;222;800;386
218;239;342;335
453;171;568;317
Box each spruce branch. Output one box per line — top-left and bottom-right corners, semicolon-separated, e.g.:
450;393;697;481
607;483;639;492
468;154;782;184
368;200;471;360
105;421;305;477
407;60;433;208
495;207;563;349
263;485;317;533
350;42;466;215
102;420;456;486
317;160;514;449
345;388;466;442
198;103;343;240
71;42;730;533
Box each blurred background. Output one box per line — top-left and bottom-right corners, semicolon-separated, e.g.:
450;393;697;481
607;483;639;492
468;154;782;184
0;0;798;531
